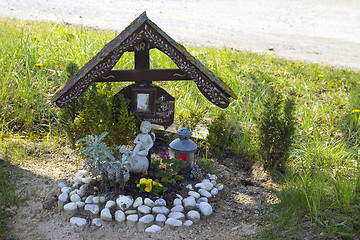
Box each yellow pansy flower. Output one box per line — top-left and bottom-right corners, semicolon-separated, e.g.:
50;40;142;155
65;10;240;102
35;63;43;67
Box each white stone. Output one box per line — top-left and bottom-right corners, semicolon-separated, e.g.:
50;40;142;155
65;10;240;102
199;202;213;216
82;177;94;184
58;182;67;189
93;196;106;204
171;205;184;212
188;191;200;199
198;189;212;198
165;218;182;229
211;188;219;196
152;206;170;215
64;202;77;211
145;224;162;233
186;184;193;190
156;214;166;222
187;210;200;223
91;218;102;227
84;204;100;216
100;208;112;221
168;212;185;222
63;202;77;218
72;181;81;189
138;205;151;215
85;195;94;204
144;198;155;207
105;200;116;209
200;179;214;191
116;195;134;211
198;197;208;203
183;196;196;210
58;192;69;203
61;187;72;194
126;214;139;227
76;201;85;209
138;214;155;231
208;174;217;180
70;217;87;227
218;184;224;191
155;198;166;206
115;210;126;222
211;180;217;186
183;220;193;227
70;194;81;203
175;194;183;200
173;198;182;206
75;170;88;178
77;188;84;197
133;197;143;208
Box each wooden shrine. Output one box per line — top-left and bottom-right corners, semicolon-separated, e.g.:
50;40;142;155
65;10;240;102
53;12;237;126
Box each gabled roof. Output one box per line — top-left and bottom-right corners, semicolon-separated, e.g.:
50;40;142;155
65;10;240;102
53;12;237;108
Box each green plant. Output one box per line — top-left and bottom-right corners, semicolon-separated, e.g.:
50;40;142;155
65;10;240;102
158;153;186;183
178;108;208;132
206;113;232;153
136;178;167;195
76;132;131;190
254;87;296;171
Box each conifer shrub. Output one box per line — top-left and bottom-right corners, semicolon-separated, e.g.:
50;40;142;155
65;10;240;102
206;113;232;153
254;87;296;171
58;62;137;148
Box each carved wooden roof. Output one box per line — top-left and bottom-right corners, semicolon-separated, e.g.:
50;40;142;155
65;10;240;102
53;12;237;108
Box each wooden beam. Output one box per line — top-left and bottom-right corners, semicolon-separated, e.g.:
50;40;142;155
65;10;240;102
95;69;192;82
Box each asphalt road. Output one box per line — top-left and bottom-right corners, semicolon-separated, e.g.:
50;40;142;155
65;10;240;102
1;0;360;70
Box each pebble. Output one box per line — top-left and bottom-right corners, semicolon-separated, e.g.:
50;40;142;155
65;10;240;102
183;220;193;227
171;205;184;212
85;195;94;204
152;206;170;215
92;218;102;227
218;184;224;191
173;198;182;206
198;189;212;198
183;196;196;210
105;200;116;209
145;224;162;233
168;212;185;222
77;188;84;197
58;182;67;189
61;187;72;194
133;197;143;208
165;218;182;229
199;202;213;216
126;214;139;227
58;192;69;203
82;177;93;184
155;214;166;227
70;217;87;227
186;184;193;190
93;196;106;204
100;208;112;221
138;214;155;231
198;197;208;203
70;194;81;203
84;204;100;216
115;210;126;222
116;195;134;211
155;198;166;206
211;188;219;196
76;201;85;209
144;198;155;207
188;191;200;199
138;205;151;215
187;210;200;223
64;202;77;218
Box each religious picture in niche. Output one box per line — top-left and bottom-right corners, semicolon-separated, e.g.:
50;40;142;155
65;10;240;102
137;93;150;111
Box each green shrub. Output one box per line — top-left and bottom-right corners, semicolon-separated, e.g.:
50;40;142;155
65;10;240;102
254;87;296;171
206;113;231;153
58;63;137;148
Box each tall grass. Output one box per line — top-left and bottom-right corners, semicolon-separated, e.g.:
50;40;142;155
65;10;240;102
1;18;360;238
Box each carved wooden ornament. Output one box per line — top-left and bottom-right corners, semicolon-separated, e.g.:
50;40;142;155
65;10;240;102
53;12;237;125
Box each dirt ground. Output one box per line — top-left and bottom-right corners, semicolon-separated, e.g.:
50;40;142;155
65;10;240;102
4;136;278;240
1;0;360;71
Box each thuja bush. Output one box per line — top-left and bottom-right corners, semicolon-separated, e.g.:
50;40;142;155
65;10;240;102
254;87;296;171
206;113;232;153
58;63;137;148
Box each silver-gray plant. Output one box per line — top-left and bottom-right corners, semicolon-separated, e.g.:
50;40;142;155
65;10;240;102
76;132;131;190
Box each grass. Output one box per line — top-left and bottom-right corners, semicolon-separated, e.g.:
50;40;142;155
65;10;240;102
1;17;360;239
